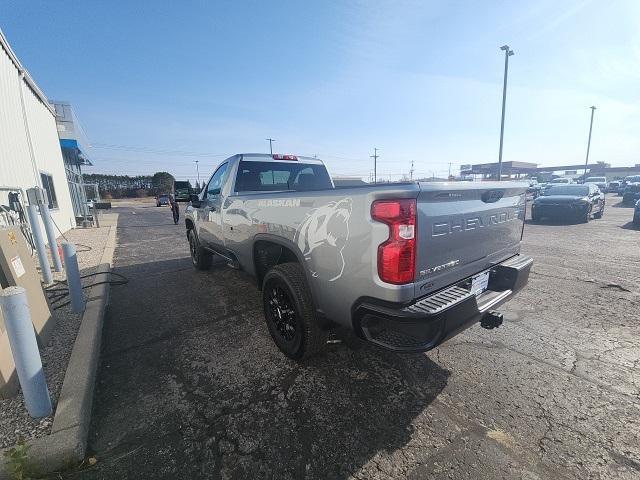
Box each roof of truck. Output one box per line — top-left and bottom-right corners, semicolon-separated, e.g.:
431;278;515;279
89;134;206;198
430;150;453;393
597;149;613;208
239;153;325;164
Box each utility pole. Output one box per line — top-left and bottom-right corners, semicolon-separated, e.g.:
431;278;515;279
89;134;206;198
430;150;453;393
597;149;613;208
448;162;452;178
410;160;414;180
266;138;275;154
583;106;597;181
497;45;514;181
370;148;379;184
194;160;200;185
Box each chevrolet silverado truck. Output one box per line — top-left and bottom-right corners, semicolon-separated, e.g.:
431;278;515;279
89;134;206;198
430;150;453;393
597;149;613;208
184;153;532;360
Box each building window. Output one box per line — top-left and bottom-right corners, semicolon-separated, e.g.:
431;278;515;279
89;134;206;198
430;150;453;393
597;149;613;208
40;173;58;209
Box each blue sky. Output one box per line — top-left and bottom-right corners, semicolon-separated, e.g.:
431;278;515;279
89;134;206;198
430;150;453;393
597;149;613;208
3;0;639;182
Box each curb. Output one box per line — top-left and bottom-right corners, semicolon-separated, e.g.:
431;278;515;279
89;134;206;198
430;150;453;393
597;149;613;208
1;216;118;479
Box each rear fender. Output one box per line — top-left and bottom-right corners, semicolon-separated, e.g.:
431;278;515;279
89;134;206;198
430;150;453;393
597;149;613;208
252;233;326;319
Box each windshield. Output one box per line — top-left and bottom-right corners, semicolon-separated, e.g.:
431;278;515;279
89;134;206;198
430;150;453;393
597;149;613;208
585;177;606;183
550;178;570;184
235;161;333;192
626;176;640;183
545;185;589;196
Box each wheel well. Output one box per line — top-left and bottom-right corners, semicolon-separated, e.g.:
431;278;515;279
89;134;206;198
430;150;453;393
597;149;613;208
253;240;299;288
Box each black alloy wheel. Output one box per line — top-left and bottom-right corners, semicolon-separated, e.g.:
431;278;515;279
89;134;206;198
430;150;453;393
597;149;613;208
266;285;300;344
262;263;328;360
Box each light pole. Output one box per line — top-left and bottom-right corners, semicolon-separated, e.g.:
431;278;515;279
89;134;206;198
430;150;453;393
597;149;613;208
266;138;275;154
583;106;597;181
194;160;200;185
370;148;379;184
497;45;514;181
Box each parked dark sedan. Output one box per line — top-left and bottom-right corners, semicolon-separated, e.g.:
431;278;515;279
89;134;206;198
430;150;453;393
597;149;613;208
622;183;640;205
531;184;605;223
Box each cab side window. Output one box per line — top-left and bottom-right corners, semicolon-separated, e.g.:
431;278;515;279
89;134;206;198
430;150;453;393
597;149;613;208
205;163;229;198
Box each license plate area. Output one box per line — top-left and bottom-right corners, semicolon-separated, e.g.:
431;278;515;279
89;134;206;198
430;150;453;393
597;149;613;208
470;270;490;296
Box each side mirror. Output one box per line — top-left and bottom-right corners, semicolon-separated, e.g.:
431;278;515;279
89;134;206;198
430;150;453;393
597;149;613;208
189;193;201;208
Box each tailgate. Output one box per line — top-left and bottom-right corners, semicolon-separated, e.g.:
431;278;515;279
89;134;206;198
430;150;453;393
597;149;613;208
414;182;526;296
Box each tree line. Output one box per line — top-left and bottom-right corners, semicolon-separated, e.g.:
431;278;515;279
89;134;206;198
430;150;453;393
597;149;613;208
83;172;176;198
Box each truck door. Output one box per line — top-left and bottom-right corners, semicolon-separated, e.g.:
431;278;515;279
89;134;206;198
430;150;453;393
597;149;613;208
198;162;228;248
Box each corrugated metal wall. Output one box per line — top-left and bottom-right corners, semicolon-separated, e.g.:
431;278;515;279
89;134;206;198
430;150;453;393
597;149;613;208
0;38;75;234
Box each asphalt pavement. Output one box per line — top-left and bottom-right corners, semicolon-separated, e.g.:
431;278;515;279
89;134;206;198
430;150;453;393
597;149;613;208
62;195;639;479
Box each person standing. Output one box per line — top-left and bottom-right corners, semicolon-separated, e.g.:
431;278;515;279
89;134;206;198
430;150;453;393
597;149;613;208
168;193;179;224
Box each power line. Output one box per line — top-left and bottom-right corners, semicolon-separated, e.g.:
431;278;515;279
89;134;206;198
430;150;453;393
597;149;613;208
91;142;228;158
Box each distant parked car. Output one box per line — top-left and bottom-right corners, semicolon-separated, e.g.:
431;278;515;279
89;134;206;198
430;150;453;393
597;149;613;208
549;177;574;185
620;175;640;197
607;181;620;193
544;177;573;190
584;176;607;193
527;181;542;198
634;200;640;227
156;194;170;207
622;183;640;205
532;184;605;223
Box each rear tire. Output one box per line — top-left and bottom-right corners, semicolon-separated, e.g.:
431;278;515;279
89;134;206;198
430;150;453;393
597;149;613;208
189;229;212;270
262;262;327;361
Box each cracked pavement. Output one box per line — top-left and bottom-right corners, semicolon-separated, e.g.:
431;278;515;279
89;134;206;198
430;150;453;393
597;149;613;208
61;195;639;479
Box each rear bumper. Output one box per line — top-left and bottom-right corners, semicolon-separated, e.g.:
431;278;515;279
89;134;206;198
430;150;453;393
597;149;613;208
354;255;533;352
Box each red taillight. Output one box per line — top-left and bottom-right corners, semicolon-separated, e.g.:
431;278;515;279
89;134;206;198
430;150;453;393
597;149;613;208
371;199;416;284
272;154;298;161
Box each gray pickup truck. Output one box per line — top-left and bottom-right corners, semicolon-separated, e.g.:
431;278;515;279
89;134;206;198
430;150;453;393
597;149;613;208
185;153;532;360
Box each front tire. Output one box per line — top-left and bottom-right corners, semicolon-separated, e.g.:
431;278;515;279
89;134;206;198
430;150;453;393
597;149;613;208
594;204;604;219
262;263;327;361
188;229;212;270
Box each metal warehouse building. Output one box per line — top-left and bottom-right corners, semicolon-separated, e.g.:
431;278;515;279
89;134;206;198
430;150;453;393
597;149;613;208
0;29;76;235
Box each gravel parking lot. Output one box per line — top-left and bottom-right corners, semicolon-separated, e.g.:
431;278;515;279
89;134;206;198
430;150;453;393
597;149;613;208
64;195;639;479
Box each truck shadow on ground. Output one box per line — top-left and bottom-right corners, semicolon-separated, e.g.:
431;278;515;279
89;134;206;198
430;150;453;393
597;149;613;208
620;221;639;231
524;218;586;226
67;255;449;480
610;200;634;208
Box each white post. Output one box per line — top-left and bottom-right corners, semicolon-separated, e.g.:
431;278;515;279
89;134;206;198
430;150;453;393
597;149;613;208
40;204;63;272
0;287;52;418
61;242;84;313
27;205;53;285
